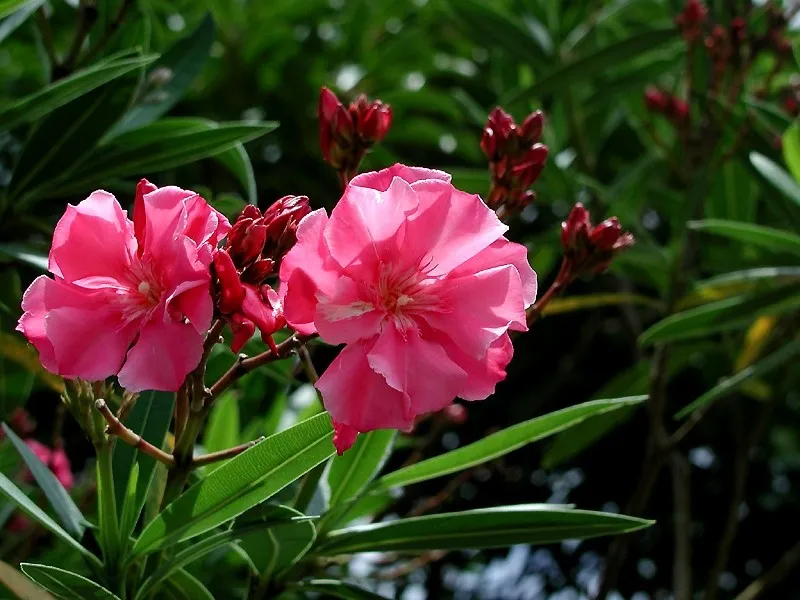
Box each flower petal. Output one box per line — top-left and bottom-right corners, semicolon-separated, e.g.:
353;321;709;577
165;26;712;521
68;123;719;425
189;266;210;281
434;332;514;400
49;191;133;284
316;340;412;432
117;317;204;392
422;265;525;358
350;163;451;192
367;324;467;418
314;276;381;344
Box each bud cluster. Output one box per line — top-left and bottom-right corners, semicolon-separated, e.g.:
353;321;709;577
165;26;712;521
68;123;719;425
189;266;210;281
644;87;690;124
214;196;311;352
560;203;635;277
319;87;392;178
481;107;548;213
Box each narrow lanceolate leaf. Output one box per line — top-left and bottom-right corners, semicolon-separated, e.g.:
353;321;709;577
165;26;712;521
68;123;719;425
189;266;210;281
504;28;678;103
374;397;646;490
750;152;800;208
164;569;214;600
215;143;258;205
0;473;95;560
0;52;157;131
542;293;663;315
0;560;56;600
110;14;215;135
55;121;277;196
291;580;388;600
2;424;86;539
132;413;334;556
238;505;316;583
317;505;653;555
112;390;174;523
675;339;800;419
640;282;800;346
328;430;396;507
0;0;40;20
20;564;120;600
688;219;800;257
203;392;241;455
0;0;45;44
783;122;800;183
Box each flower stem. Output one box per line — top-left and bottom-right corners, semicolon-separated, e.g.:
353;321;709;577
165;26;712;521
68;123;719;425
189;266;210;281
193;437;265;467
95;400;175;467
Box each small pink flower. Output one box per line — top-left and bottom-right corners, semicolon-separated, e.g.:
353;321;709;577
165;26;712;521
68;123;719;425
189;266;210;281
17;180;229;392
280;164;536;453
21;440;74;490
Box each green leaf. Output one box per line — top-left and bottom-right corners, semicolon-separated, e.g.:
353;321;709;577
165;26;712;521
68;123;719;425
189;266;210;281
19;564;120;600
163;569;214;600
640;282;800;346
675;339;800;419
317;505;652;555
0;0;39;19
2;424;86;539
0;559;56;600
504;28;677;103
55;120;276;196
291;580;387;600
374;397;646;490
0;243;48;270
112;390;175;525
750;152;800;208
783;122;800;184
708;160;758;222
0;473;95;560
688;219;800;257
132;413;334;556
0;52;157;131
0;0;44;44
448;0;550;66
203;392;240;456
10;76;136;204
119;462;140;542
110;14;215;136
215;143;258;205
238;505;316;582
328;430;395;508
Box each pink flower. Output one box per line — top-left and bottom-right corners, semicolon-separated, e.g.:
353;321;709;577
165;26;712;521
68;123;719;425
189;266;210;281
17;180;229;392
280;164;536;453
22;440;74;490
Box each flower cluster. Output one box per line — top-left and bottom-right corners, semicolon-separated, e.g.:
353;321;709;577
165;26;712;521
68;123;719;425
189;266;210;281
17;180;229;392
319;87;392;178
561;203;635;277
23;439;74;490
213;196;310;352
279;164;537;453
480;107;548;213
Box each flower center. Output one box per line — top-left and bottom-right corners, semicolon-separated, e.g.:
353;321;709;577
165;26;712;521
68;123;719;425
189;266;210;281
374;263;438;328
116;260;165;324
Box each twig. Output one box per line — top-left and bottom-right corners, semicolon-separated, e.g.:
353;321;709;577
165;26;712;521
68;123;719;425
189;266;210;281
61;0;98;74
526;258;570;326
77;0;133;67
193;437;265;467
94;399;175;467
376;551;447;580
298;345;319;383
35;8;58;74
734;539;800;600
208;333;315;400
670;452;692;600
409;468;475;518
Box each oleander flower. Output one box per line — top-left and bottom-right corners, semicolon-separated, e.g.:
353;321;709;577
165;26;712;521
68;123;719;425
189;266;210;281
17;180;229;392
280;164;536;453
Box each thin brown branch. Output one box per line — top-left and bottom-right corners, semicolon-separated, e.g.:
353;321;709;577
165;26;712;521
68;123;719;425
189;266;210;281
208;333;315;400
95;399;175;467
35;8;58;73
671;452;692;600
409;468;475;518
298;345;319;384
192;437;265;467
734;539;800;600
61;0;98;74
526;258;570;326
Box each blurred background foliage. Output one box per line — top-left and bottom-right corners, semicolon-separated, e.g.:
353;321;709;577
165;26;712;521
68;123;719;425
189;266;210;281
0;0;799;598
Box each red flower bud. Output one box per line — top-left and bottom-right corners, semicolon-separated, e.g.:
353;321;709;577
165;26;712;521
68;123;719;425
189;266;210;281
228;221;267;268
443;403;468;424
561;203;591;250
242;258;275;285
676;0;707;42
261;195;311;263
229;313;256;353
670;97;690;121
644;86;668;112
319;86;342;122
487;107;515;147
589;218;622;252
213;251;245;314
480;127;497;159
520;110;544;143
359;101;392;143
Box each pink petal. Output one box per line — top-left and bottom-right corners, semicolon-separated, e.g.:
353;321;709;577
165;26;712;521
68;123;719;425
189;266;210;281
117;317;204;392
314;276;381;344
367;324;467;418
49;191;133;284
44;305;138;381
316;340;413;432
240;284;281;337
137;185;197;260
405;182;508;276
281;271;322;336
350;163;451;192
434;332;514;400
323;179;412;268
167;278;213;334
448;238;537;329
422;265;525;358
133;179;158;257
184;193;231;250
332;420;359;455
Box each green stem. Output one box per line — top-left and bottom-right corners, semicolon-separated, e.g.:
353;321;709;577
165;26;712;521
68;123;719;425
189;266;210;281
293;462;326;514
